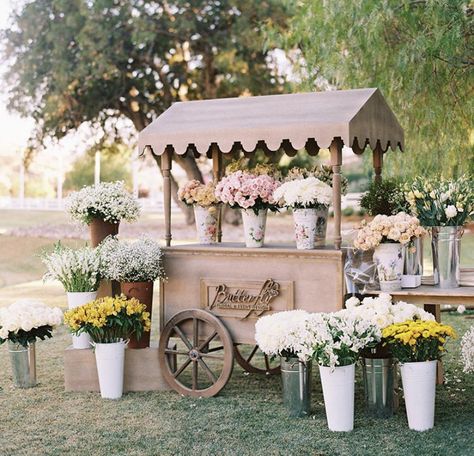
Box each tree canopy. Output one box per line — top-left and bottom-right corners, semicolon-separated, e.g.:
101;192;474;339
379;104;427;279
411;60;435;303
272;0;473;177
2;0;290;218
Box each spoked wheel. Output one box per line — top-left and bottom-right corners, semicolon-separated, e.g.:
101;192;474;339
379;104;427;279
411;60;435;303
234;344;281;375
158;309;234;397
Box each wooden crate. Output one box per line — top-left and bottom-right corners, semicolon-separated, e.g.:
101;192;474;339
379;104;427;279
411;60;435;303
64;344;172;392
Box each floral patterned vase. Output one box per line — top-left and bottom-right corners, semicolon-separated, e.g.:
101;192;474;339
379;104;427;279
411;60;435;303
293;208;317;250
373;243;405;292
315;205;329;246
241;209;267;248
194;205;218;244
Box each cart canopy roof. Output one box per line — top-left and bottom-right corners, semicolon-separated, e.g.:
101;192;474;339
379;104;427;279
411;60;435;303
138;88;404;157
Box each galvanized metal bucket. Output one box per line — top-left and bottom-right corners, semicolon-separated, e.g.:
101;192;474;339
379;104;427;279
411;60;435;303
8;341;37;388
281;357;312;417
431;226;463;289
404;237;423;276
361;357;398;418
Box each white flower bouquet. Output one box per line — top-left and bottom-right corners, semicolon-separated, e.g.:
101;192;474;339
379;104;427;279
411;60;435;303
255;310;314;363
306;313;380;369
100;236;165;282
461;326;474;374
177;180;218;207
42;243;102;292
353;212;426;251
65;181;140;225
285;165;348;194
273;176;332;209
404;176;474;226
0;300;63;347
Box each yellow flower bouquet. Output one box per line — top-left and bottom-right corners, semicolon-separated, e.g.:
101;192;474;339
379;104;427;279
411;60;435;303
64;295;151;344
382;320;456;363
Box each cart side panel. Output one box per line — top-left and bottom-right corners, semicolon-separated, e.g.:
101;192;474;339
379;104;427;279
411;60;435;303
160;245;344;344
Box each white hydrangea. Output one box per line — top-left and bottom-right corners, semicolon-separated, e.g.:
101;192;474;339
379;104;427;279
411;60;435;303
100;236;165;282
341;293;435;330
65;181;140;225
42;244;101;292
461;326;474;374
0;300;63;341
273;176;332;209
255;310;314;362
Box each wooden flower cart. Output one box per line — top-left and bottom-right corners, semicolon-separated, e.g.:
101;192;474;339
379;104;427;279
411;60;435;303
138;88;405;397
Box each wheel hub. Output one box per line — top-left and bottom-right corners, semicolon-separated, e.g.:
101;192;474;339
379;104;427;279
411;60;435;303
189;349;200;360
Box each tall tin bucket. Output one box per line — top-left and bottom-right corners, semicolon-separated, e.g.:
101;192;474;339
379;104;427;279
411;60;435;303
8;341;37;388
404;237;423;275
431;226;462;289
361;357;398;418
281;357;312;417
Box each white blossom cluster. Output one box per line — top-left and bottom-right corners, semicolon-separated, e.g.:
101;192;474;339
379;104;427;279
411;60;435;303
42;244;101;292
0;300;63;340
461;326;474;374
341;293;435;330
65;181;140;225
273;176;332;209
100;236;165;282
255;310;314;362
305;312;381;369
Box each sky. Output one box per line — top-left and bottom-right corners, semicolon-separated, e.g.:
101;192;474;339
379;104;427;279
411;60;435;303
0;0;34;155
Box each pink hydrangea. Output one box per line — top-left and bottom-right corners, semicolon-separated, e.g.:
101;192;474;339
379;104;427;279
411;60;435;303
215;170;280;210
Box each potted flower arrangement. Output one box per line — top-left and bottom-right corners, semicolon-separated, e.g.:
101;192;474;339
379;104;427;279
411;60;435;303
404;176;474;288
42;243;101;349
177;180;219;244
65;181;140;247
383;320;456;431
215;170;280;247
255;310;313;417
353;212;426;291
0;300;63;388
100;236;165;348
307;312;379;432
285;165;348;245
274;176;332;249
342;293;435;417
64;295;151;399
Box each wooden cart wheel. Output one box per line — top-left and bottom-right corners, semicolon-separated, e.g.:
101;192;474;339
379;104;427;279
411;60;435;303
159;309;234;398
233;344;281;375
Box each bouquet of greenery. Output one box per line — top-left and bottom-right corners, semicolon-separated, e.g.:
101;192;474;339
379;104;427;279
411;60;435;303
0;300;63;347
65;181;140;225
382;320;456;363
64;295;151;343
42;243;102;292
360;179;403;216
404;176;474;226
100;236;165;282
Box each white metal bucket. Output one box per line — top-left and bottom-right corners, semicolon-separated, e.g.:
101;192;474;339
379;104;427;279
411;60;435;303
241;209;267;248
94;340;127;399
193;205;218;244
293;208;317;250
373;243;404;292
67;291;97;349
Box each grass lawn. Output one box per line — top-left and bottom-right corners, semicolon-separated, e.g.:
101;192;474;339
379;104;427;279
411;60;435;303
0;313;473;456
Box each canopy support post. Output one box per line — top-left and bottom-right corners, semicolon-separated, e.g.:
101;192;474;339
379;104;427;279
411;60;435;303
162;149;172;246
330;138;343;250
212;145;223;242
373;143;383;184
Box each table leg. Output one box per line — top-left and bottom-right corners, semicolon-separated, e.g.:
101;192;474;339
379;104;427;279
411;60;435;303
424;304;444;384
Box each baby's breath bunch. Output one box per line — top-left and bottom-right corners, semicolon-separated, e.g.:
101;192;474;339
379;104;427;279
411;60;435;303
461;326;474;373
100;236;165;283
65;181;140;225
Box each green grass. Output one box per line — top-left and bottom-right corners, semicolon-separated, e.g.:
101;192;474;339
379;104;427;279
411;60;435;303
0;313;473;456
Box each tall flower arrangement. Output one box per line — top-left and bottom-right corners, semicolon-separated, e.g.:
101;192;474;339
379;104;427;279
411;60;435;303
273;177;332;209
404;176;474;227
65;181;140;225
42;243;102;292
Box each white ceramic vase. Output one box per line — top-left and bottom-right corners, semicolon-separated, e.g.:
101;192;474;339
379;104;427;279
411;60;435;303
194;205;218;244
400;360;437;431
373;243;405;292
293;208;317;250
241;209;267;248
319;363;355;432
67;291;97;349
94;340;128;399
